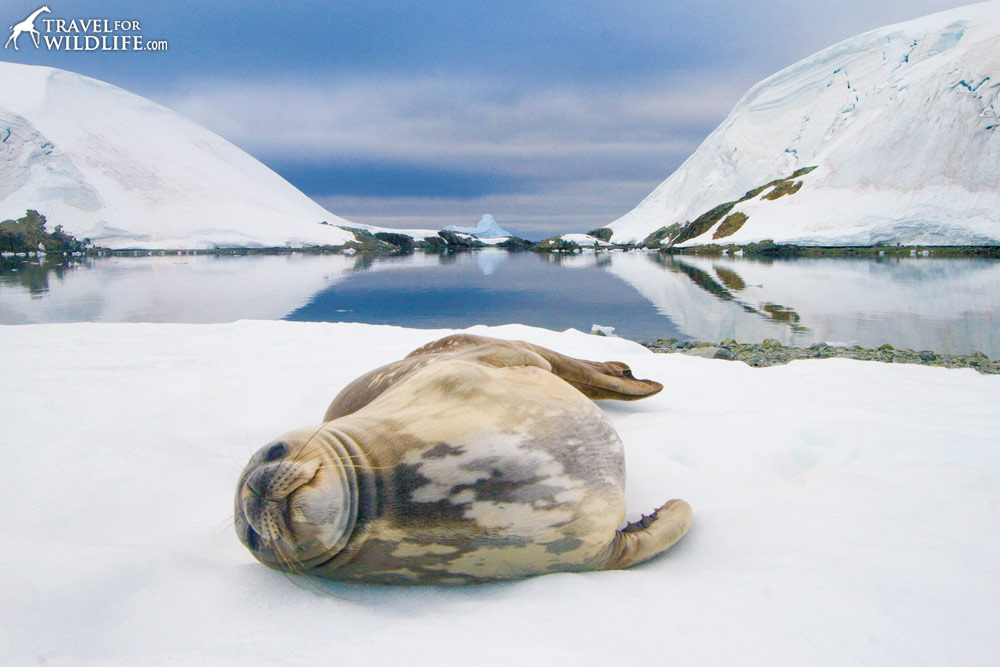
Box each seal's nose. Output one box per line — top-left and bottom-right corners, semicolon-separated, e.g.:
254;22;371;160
248;458;321;503
242;458;321;547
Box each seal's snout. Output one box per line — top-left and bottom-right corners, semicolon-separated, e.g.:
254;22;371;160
241;457;321;547
246;457;320;503
236;427;359;572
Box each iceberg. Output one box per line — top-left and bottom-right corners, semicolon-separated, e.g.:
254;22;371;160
444;214;513;239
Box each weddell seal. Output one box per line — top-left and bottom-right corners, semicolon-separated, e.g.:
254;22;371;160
235;334;692;585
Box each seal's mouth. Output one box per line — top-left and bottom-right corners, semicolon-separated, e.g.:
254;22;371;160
236;425;362;574
248;467;318;536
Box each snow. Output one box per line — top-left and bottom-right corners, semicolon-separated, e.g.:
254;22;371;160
559;233;613;247
444;214;514;239
609;2;1000;246
2;320;998;665
0;62;440;250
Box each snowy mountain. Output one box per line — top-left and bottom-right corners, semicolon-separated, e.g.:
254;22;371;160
444;214;513;239
0;62;442;250
608;2;1000;247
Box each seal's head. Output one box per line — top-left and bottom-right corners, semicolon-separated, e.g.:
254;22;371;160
235;425;359;573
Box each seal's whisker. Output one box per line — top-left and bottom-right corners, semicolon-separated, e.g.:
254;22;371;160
272;543;355;602
281;569;355;602
290;423;329;462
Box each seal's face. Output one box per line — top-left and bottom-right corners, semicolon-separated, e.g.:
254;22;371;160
235;425;356;573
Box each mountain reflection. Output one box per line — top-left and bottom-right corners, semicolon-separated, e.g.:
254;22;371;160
1;249;997;356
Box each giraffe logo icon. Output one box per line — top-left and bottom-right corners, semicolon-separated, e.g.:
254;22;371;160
5;5;51;50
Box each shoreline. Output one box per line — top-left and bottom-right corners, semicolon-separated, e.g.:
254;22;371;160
642;338;999;374
3;240;1000;260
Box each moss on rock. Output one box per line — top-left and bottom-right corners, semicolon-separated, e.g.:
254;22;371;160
586;228;614;242
762;180;803;200
713;212;749;239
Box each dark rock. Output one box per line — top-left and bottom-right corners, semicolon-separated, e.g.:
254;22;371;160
586;228;614;242
438;230;485;248
374;232;415;249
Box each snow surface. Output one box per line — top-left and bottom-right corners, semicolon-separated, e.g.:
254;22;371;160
609;2;1000;246
2;321;998;665
559;233;613;247
444;213;514;239
0;62;440;249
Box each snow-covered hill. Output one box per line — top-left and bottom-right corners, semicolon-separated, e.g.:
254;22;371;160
0;62;442;249
608;2;1000;247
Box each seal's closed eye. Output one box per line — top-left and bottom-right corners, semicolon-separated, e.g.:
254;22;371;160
265;442;288;462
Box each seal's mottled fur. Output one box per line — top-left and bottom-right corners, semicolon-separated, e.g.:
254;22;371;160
235;335;691;585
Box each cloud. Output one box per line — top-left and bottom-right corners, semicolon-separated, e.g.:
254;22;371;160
161;74;739;164
144;0;973;237
154;73;744;236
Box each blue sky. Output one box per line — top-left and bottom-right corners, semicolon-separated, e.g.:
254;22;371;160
1;0;975;238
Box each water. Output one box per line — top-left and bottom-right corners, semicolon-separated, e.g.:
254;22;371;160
2;249;998;356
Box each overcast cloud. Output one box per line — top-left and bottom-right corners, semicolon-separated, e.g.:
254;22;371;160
1;0;979;238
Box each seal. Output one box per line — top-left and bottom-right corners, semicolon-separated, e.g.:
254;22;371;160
235;334;692;585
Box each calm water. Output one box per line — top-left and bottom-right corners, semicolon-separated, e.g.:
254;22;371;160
2;249;998;356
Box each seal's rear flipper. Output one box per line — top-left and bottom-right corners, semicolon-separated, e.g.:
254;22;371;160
405;334;663;401
598;499;692;570
515;343;663;400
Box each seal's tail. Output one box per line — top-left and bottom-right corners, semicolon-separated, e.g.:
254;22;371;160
598;499;692;570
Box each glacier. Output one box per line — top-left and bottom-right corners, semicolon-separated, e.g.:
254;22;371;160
608;2;1000;247
0;62;443;249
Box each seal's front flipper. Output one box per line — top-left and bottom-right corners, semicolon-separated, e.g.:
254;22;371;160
597;499;692;570
514;342;663;400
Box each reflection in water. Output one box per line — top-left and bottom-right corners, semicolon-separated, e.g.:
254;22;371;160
1;255;84;296
284;250;682;341
713;266;746;291
606;252;999;354
1;249;998;355
654;255;807;333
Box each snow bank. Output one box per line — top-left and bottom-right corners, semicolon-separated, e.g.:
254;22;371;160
1;321;998;665
609;2;1000;246
560;233;613;247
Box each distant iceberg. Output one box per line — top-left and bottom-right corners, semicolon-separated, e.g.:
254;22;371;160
445;214;513;238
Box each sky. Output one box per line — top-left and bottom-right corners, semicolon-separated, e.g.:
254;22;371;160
0;0;979;239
